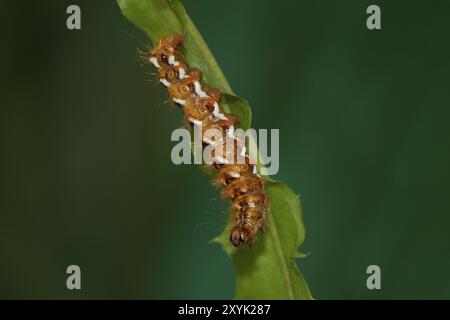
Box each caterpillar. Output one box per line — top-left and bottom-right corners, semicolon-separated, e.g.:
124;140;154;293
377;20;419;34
147;34;268;247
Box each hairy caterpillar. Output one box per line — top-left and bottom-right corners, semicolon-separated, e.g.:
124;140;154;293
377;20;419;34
147;35;268;247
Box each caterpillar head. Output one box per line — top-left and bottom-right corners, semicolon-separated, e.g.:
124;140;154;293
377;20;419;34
149;34;184;67
230;225;254;247
160;34;184;48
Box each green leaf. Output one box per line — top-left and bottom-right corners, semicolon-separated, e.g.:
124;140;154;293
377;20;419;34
117;0;312;300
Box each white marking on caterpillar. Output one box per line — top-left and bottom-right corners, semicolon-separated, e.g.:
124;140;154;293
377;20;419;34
150;57;160;68
194;81;208;97
229;171;240;178
160;79;170;87
173;98;186;105
213;102;220;113
168;55;176;65
212;102;228;120
178;68;186;79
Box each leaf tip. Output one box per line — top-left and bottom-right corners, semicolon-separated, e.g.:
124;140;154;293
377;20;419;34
293;251;311;259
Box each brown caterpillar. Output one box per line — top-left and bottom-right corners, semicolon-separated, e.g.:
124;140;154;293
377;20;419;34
147;34;268;247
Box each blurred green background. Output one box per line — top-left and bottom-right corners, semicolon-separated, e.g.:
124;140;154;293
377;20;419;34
1;0;450;299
